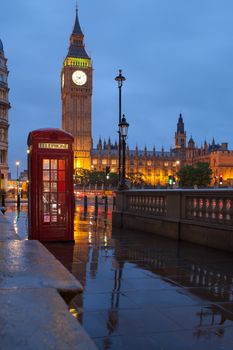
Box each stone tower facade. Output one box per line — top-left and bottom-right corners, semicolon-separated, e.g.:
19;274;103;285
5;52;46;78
175;113;186;160
0;39;10;190
61;9;93;170
175;113;186;149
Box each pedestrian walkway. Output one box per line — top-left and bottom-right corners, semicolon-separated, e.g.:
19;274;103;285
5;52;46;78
0;211;97;350
45;209;233;350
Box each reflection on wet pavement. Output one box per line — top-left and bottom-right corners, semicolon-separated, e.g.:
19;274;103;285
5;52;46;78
7;203;233;349
5;204;28;240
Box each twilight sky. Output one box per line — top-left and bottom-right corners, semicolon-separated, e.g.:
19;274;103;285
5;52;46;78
1;0;233;175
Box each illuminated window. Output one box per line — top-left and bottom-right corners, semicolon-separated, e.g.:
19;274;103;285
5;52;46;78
147;161;152;166
164;162;169;167
92;159;98;165
102;159;107;165
111;159;117;165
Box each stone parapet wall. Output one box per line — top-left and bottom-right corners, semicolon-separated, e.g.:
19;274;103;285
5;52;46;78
113;189;233;252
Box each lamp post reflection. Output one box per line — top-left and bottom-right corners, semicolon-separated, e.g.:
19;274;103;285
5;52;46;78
15;161;20;208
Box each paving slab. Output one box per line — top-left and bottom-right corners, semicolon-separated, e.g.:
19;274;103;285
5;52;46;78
0;211;19;240
0;240;83;298
0;288;97;350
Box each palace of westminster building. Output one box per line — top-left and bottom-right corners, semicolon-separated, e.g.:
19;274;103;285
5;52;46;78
1;8;233;190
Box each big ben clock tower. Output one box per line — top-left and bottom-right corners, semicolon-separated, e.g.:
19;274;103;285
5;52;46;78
61;7;92;170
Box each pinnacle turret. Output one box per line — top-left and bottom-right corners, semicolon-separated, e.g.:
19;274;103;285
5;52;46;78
177;113;184;133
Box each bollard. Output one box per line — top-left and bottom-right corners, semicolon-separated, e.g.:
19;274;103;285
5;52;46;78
84;195;88;213
94;195;98;217
113;196;116;210
104;196;108;213
1;194;5;207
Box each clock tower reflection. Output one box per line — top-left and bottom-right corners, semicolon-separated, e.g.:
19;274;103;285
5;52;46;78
61;7;93;170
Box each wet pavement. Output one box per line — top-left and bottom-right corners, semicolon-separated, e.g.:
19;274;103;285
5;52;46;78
5;202;233;350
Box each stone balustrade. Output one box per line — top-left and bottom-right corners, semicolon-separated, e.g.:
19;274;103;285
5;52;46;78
112;189;233;252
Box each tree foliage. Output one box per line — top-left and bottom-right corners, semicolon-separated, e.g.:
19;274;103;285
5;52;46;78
127;172;145;188
74;168;119;188
177;162;212;188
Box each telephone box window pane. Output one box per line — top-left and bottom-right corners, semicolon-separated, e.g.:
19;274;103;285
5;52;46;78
58;181;65;192
51;171;57;181
43;171;50;181
51;203;57;212
58;171;65;181
51;159;57;169
58;193;65;204
43;182;50;192
51;182;57;192
59;160;65;170
43;193;49;204
43;204;50;214
51;216;57;223
50;193;57;204
43;159;50;170
51;204;57;215
58;193;66;223
44;215;50;223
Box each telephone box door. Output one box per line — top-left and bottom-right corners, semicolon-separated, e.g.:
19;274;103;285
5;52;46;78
39;156;70;240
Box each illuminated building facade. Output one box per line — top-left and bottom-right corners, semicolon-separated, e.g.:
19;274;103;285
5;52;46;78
62;11;233;187
0;39;10;190
91;114;233;187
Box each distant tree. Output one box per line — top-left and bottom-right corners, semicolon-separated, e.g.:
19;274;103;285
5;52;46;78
193;163;213;187
88;171;119;188
176;165;195;187
108;173;119;188
127;172;145;188
177;162;212;188
74;168;90;186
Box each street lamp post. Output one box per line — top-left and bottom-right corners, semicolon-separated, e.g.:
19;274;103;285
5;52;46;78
175;160;180;187
115;69;126;183
118;115;129;190
16;161;20;207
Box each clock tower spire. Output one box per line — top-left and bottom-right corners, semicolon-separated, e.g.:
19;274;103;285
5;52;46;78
61;6;93;170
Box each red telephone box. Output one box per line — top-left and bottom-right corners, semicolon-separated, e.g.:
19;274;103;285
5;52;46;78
27;128;74;242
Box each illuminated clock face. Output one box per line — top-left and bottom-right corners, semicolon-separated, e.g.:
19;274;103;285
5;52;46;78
72;70;87;86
